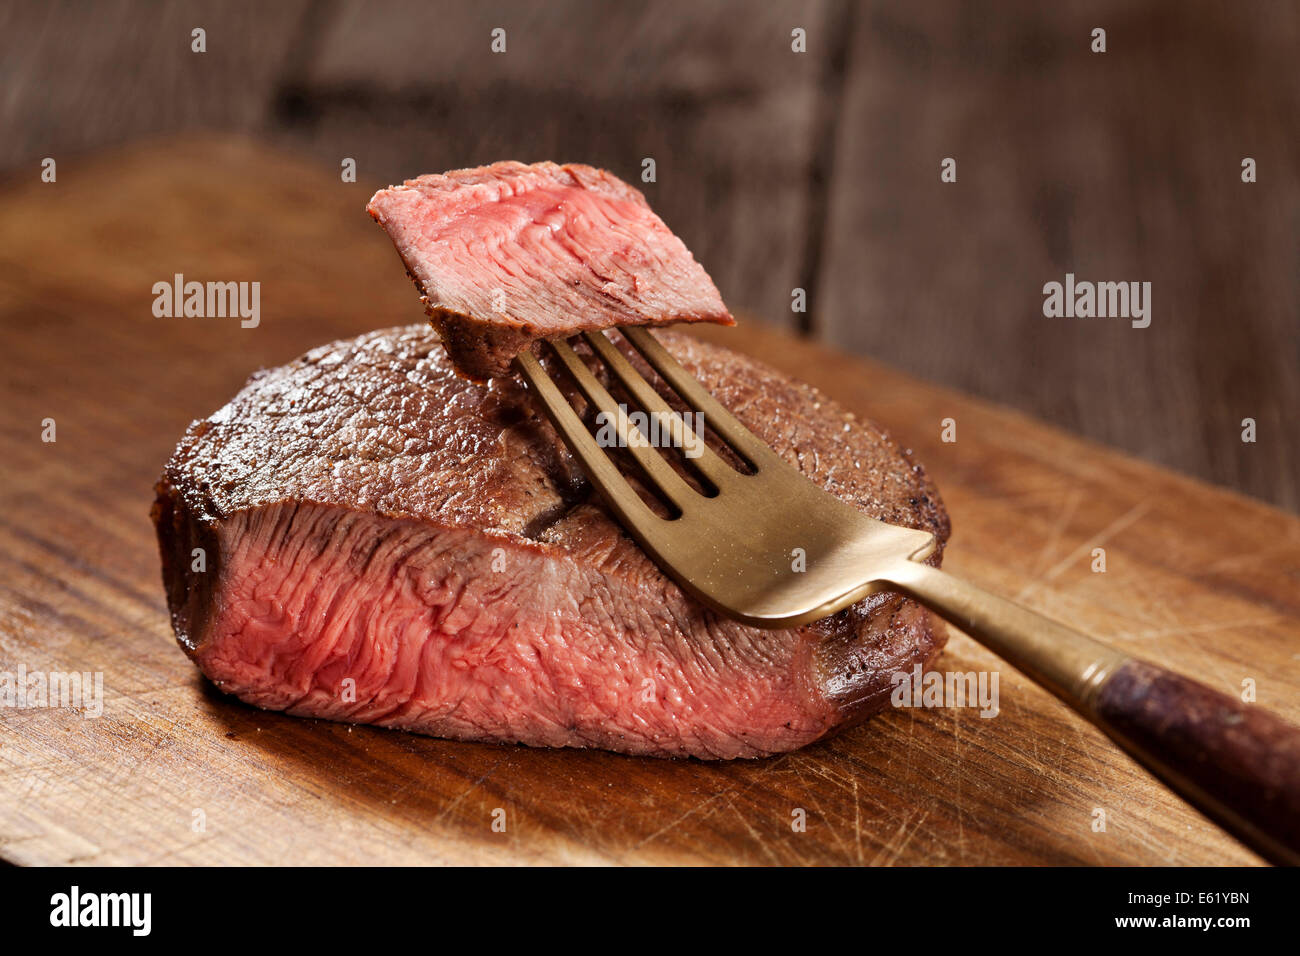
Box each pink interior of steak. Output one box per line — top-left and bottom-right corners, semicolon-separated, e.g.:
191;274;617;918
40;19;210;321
189;502;846;758
367;161;734;379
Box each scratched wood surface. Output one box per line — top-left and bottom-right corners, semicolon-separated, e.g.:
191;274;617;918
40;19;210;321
816;0;1300;513
0;139;1297;865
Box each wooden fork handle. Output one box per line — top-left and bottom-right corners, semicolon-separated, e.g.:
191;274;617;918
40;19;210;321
884;559;1300;865
1093;659;1300;865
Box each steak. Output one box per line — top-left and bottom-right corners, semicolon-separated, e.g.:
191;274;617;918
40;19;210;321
367;161;734;380
153;326;950;759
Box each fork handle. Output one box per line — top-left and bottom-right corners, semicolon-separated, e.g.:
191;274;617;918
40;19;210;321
883;559;1300;865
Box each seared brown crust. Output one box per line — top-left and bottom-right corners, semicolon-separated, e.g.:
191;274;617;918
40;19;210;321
813;598;944;728
150;474;221;655
429;308;540;383
158;325;947;549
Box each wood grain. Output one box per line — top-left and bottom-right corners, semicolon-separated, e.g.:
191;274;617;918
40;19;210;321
0;0;310;167
0;138;1297;865
1;1;1295;511
818;0;1300;511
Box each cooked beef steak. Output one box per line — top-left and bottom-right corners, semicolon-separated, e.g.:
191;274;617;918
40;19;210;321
367;161;734;380
153;326;949;758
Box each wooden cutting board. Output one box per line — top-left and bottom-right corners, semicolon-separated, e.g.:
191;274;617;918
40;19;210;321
1;137;1296;866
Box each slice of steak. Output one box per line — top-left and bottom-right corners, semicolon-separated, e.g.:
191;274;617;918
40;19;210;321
367;161;734;380
152;326;950;759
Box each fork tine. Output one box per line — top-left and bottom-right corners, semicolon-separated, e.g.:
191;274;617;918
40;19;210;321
580;330;737;489
514;350;663;526
546;339;697;510
620;327;780;469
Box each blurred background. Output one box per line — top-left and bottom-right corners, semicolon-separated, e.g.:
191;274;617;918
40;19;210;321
2;0;1296;509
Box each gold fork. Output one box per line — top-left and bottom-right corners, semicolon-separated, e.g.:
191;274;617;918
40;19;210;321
515;327;1300;865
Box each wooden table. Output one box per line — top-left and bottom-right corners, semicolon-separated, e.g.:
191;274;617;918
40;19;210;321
5;1;1298;511
0;138;1296;865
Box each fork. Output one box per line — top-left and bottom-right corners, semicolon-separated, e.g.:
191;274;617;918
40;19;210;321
515;326;1300;865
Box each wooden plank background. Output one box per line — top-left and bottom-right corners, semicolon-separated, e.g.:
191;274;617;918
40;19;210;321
0;0;1294;510
0;138;1297;865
